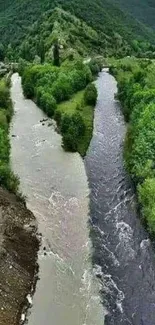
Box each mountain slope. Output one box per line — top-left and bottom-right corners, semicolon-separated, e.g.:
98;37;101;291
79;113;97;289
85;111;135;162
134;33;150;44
0;0;155;50
17;7;109;61
113;0;155;30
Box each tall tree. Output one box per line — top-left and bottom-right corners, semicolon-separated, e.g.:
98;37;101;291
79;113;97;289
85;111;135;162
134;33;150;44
53;40;60;66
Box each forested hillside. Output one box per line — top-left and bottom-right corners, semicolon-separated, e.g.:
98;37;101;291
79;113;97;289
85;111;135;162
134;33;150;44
114;0;155;30
15;8;111;61
1;0;155;60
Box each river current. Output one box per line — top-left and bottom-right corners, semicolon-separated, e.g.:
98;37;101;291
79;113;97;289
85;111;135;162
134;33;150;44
10;70;155;325
85;70;155;325
10;73;104;325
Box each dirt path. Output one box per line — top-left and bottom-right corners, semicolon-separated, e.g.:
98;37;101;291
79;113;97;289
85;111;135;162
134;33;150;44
0;187;39;325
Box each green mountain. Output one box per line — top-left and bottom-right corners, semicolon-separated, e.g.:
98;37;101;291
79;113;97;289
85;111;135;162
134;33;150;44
17;7;110;62
113;0;155;30
0;0;155;61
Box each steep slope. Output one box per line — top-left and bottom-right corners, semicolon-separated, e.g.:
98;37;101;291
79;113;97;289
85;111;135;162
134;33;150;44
0;0;155;51
17;7;109;61
113;0;155;30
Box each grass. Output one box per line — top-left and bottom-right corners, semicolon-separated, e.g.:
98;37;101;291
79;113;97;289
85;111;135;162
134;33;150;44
57;90;94;156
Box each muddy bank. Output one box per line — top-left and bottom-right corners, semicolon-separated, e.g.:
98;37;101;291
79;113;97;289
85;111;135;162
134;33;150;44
0;187;39;325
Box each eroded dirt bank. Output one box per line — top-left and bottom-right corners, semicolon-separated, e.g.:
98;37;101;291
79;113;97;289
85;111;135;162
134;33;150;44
0;187;39;325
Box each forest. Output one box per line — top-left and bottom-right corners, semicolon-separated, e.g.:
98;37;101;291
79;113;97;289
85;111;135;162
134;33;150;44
1;0;155;61
22;58;98;155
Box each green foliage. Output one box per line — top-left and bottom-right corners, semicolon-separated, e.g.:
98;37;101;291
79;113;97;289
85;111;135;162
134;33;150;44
0;80;10;108
0;77;19;193
57;89;94;156
88;59;102;76
54;110;62;126
138;178;155;233
0;2;155;60
22;60;92;104
0;43;5;61
22;59;95;155
53;41;60;66
112;59;155;234
84;83;97;106
61;112;86;151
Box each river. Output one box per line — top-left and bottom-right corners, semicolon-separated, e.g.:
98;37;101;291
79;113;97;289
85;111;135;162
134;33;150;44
10;73;104;325
10;70;155;325
85;69;155;325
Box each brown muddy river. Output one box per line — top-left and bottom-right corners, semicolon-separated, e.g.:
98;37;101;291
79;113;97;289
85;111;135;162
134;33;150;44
10;73;104;325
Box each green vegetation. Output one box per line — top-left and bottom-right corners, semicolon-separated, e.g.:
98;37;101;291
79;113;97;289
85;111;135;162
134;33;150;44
57;90;95;155
84;83;98;106
1;2;155;61
113;0;155;30
110;59;155;233
0;77;19;193
22;59;98;156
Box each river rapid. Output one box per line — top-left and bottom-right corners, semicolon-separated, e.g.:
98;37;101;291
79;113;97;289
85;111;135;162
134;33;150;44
85;69;155;325
10;73;104;325
10;70;155;325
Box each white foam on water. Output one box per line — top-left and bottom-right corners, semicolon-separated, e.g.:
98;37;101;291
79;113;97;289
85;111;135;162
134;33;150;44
116;221;135;260
140;239;150;250
93;224;105;236
103;274;125;302
102;243;120;267
93;264;103;277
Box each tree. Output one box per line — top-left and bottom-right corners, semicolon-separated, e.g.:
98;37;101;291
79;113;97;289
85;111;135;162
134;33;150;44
53;40;60;66
37;38;45;63
0;43;5;61
84;83;97;105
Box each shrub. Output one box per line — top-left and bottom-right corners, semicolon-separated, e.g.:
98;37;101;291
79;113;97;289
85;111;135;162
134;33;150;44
138;178;155;233
112;60;155;235
0;163;19;193
54;110;62;126
0;110;7;129
61;115;72;134
84;83;97;105
52;74;73;102
62;127;78;152
0;80;10;108
88;59;101;75
61;112;85;151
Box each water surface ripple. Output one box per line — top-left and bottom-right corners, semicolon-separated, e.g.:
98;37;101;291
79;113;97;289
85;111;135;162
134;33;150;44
10;73;104;325
85;69;155;325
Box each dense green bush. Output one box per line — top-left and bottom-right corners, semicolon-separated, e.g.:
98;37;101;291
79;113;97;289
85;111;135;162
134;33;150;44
61;112;85;151
84;83;97;106
22;60;94;155
22;60;92;104
112;60;155;234
54;110;62;126
36;87;57;117
0;78;19;193
88;59;102;76
138;178;155;232
0;80;10;108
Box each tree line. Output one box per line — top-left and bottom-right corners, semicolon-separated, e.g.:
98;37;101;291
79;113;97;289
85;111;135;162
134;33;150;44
22;59;98;153
110;58;155;234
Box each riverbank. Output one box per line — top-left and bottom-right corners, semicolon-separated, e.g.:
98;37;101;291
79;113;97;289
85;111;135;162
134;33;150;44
0;187;39;325
110;59;155;235
0;74;39;325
